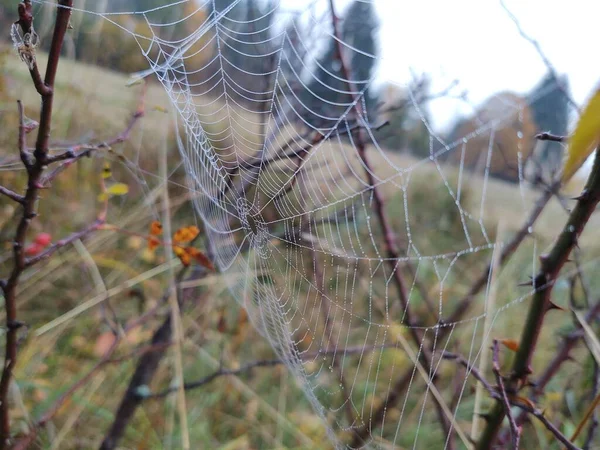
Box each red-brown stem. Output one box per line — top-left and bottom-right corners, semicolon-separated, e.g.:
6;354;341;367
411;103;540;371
0;2;73;447
326;2;454;446
0;186;24;204
477;153;600;449
24;219;105;268
350;178;558;446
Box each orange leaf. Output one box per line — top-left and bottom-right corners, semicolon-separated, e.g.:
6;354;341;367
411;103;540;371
500;339;520;352
174;245;191;267
173;226;200;244
185;247;215;270
150;221;163;236
148;236;160;251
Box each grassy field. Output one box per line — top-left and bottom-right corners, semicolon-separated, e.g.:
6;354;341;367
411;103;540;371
1;44;599;450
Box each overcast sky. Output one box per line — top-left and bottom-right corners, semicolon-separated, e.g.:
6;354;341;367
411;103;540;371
284;0;598;130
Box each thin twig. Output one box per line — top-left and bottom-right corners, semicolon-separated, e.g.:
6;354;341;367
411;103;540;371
15;1;51;98
0;186;24;204
42;85;146;185
443;351;581;450
327;1;454;445
24;219;105;268
536;132;567;143
500;0;580;113
491;340;521;449
512;403;581;450
147;343;397;398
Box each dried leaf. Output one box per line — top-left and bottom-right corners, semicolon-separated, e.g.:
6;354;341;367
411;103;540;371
510;395;537;411
185;247;214;270
173;226;199;244
499;339;520;352
150;221;163;236
148;236;160;251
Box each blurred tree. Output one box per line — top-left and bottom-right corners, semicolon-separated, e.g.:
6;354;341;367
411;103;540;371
527;72;570;182
301;0;379;130
207;0;277;103
341;0;378;113
447;92;537;183
75;15;152;73
374;82;431;157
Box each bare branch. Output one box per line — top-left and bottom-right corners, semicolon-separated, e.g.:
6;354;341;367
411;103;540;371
0;3;74;446
147;344;396;399
24;219;104;268
500;0;580;113
536;132;567;143
0;186;24;204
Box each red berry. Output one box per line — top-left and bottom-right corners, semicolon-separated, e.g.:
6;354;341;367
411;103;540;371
25;244;42;256
34;233;52;247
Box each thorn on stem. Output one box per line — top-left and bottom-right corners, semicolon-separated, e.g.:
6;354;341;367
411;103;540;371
6;320;25;331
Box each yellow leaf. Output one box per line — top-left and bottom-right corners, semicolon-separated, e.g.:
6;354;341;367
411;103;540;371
173;226;199;244
97;192;108;202
563;86;600;182
499;338;520;352
106;183;129;196
102;162;112;179
153;105;169;113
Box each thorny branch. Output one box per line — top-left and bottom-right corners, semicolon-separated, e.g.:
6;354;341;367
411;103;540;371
477;151;600;449
442;351;581;450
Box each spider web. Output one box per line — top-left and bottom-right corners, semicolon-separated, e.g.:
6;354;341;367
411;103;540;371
32;1;587;448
